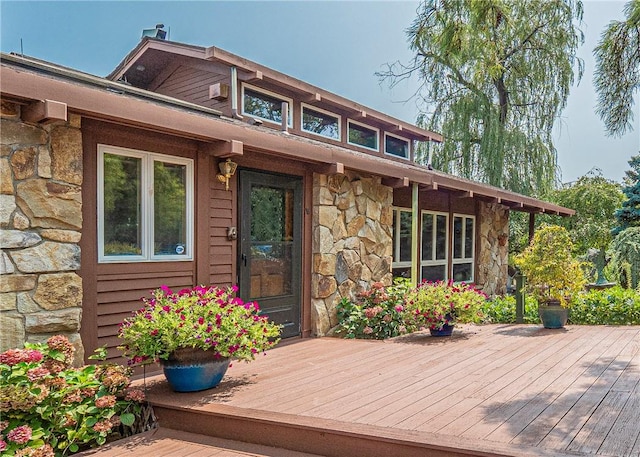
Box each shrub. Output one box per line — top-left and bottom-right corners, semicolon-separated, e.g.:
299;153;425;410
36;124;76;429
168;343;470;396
404;280;486;330
570;286;640;325
481;295;539;324
0;336;146;456
336;280;411;339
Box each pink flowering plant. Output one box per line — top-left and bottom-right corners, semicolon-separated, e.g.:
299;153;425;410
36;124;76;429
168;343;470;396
336;279;412;339
118;285;281;364
405;280;487;331
0;335;146;456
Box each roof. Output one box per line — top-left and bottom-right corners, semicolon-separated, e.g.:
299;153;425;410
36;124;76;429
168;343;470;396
108;38;442;143
0;52;574;217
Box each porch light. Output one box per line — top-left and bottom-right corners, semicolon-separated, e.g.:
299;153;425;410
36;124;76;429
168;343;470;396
216;159;238;191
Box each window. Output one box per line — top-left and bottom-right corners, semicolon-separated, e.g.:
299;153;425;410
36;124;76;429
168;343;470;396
384;133;410;159
301;104;340;140
392;208;412;278
98;145;194;262
421;211;449;282
242;84;293;126
452;215;475;282
347;120;379;151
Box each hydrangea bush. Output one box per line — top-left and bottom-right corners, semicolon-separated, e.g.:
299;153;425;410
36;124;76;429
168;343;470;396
336;280;412;339
0;335;146;456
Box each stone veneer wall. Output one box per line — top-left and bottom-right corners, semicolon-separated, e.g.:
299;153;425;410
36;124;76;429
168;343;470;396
311;172;393;336
476;201;509;296
0;101;84;364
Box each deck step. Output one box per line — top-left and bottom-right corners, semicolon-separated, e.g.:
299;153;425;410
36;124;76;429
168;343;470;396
151;401;578;457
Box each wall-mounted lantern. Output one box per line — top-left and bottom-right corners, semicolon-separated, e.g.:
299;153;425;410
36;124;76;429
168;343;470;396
216;158;238;191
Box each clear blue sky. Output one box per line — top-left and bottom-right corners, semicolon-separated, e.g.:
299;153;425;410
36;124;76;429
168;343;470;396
1;0;638;185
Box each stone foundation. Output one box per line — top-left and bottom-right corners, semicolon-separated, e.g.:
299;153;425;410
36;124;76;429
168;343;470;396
0;101;84;364
476;201;509;296
311;172;393;336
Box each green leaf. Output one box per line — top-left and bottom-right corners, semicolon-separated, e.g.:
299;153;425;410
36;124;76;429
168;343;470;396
120;412;136;426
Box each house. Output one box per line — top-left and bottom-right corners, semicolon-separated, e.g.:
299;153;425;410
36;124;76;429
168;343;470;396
0;37;573;364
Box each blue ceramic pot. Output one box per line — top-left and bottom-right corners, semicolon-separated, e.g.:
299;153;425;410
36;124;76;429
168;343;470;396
539;302;569;329
429;324;454;337
161;349;230;392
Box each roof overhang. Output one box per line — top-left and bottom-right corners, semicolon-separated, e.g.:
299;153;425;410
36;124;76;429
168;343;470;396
1;53;574;217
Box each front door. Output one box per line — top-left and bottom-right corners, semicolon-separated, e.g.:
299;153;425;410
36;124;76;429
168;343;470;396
238;170;302;338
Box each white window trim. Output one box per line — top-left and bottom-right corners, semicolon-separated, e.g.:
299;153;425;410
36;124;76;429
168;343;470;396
97;144;194;263
452;214;475;282
420;211;449;282
347;119;379;152
241;83;293;127
300;103;341;140
392;207;412;269
384;132;410;160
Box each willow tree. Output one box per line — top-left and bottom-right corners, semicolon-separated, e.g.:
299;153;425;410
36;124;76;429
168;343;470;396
594;0;640;137
381;0;584;195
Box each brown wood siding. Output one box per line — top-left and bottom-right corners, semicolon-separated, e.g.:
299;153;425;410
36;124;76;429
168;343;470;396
210;166;235;286
81;119;207;364
155;65;230;114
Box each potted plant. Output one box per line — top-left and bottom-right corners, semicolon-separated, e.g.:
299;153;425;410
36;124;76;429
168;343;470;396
515;225;586;328
404;280;486;336
118;285;281;392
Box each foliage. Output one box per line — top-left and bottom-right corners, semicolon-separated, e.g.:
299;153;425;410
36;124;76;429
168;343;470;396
594;0;640;137
614;154;640;235
0;335;146;456
545;170;624;254
380;0;584;196
481;295;539;324
607;227;640;288
405;280;486;330
118;285;281;364
570;286;640;325
336;280;412;339
515;225;586;306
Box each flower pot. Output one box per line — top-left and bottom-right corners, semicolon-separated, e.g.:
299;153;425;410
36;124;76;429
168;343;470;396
429;323;454;337
161;348;230;392
538;301;569;329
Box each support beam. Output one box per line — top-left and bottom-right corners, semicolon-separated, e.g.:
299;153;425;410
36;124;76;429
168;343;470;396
381;177;409;188
528;213;535;244
201;140;244;158
411;183;419;287
22;99;67;124
321;162;344;175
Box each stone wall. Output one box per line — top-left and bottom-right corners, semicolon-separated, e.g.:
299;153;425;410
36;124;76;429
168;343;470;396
311;172;393;336
476;201;509;296
0;101;84;364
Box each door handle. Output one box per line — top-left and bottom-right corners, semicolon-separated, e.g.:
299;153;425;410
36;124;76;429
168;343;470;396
241;253;247;267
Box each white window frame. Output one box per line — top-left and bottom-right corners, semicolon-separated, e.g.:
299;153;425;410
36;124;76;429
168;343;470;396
347;119;379;152
301;103;341;140
241;83;293;127
384;132;410;160
452;214;475;282
97;144;194;263
392;207;413;271
420;211;449;282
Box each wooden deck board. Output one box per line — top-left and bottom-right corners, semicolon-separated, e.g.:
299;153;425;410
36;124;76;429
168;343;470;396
135;324;640;457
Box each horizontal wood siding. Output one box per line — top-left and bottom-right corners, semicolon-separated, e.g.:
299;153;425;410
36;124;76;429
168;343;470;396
210;164;235;286
96;262;195;363
156;65;230;113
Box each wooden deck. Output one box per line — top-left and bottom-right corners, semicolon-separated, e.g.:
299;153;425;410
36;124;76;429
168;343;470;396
108;325;640;456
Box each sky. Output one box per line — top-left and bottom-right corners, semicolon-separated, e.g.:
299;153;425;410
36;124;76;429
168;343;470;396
1;0;638;185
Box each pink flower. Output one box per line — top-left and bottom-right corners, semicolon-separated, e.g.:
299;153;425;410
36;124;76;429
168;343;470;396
0;439;6;451
363;326;374;334
95;395;117;408
7;425;32;444
27;367;50;381
124;388;146;402
395;305;404;312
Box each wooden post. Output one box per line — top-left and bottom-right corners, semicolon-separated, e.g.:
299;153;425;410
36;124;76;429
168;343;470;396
528;212;535;244
411;183;419;287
